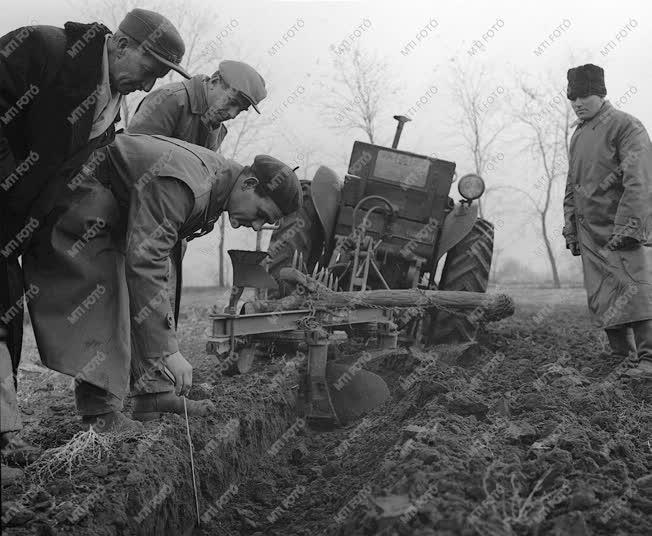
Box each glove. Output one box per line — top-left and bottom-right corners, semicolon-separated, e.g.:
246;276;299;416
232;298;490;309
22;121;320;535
605;234;640;251
566;240;581;256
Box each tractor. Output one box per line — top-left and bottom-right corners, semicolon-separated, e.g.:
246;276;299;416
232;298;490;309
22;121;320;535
206;115;508;427
266;114;494;345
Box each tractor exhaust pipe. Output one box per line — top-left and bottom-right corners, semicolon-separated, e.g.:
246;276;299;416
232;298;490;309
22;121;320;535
391;115;412;149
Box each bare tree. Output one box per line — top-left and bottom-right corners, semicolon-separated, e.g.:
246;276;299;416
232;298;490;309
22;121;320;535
320;45;399;144
448;57;509;218
502;74;573;288
489;245;504;283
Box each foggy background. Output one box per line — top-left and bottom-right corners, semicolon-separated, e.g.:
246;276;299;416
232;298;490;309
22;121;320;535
4;0;651;287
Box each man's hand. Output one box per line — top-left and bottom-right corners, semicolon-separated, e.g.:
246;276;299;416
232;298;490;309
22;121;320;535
163;351;193;396
605;234;640;251
566;240;581;256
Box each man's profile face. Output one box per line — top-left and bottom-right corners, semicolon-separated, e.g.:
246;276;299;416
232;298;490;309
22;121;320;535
227;176;282;231
203;78;250;128
570;95;604;121
109;37;168;95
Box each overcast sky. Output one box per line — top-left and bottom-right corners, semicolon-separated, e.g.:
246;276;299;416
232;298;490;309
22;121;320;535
4;1;651;285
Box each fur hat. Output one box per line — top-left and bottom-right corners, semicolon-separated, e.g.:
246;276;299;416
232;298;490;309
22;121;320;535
567;64;607;100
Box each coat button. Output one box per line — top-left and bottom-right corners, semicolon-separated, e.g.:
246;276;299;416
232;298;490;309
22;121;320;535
166;312;174;329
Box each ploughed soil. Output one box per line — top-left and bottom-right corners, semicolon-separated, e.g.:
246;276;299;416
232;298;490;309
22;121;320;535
2;286;651;536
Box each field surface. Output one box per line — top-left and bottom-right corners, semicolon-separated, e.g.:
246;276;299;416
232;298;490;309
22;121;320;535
2;286;651;536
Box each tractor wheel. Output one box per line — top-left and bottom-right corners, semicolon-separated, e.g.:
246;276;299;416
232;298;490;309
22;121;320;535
267;182;325;297
428;218;494;344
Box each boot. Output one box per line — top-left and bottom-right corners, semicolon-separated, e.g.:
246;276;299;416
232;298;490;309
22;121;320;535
623;320;652;380
81;411;144;434
132;392;215;422
1;464;24;486
0;432;42;466
605;327;636;359
623;359;652;380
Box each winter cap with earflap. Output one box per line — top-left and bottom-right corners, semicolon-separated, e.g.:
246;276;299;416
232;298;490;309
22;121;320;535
567;64;607;100
250;155;302;215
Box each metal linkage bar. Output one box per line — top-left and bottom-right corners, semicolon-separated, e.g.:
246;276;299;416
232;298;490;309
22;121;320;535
209;307;392;339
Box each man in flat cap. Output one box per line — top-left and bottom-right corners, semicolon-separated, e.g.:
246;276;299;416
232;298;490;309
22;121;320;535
0;8;188;478
563;63;652;380
124;60;267;325
22;134;301;430
127;59;266;151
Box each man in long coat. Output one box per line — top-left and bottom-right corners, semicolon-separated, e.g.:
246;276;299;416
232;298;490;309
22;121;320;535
23;134;301;431
0;9;188;478
563;64;652;379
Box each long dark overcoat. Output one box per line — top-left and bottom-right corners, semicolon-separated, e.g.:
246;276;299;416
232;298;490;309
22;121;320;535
1;21;116;367
564;101;652;328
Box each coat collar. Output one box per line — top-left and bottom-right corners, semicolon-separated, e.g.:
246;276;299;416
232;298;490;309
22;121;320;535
187;160;242;241
216;162;242;211
60;22;116;154
61;22;112;96
182;75;209;115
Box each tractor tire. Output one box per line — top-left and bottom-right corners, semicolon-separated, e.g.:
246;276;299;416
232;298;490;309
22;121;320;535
428;218;494;344
267;182;325;298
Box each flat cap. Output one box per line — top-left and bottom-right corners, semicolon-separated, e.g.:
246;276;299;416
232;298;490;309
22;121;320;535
251;155;302;215
119;8;190;79
567;63;606;100
219;60;267;113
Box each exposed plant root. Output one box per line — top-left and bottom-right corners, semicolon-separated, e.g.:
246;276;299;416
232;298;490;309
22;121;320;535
31;429;120;482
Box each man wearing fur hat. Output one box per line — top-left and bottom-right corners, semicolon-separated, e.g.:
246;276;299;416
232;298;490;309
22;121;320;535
563;63;652;380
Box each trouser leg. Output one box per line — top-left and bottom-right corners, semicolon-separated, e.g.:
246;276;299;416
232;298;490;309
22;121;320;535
0;333;21;434
130;364;176;396
631;319;652;364
74;380;123;416
605;326;637;358
128;248;216;419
